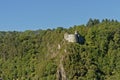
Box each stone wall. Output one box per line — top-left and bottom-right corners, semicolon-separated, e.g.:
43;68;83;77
64;33;78;43
64;31;84;43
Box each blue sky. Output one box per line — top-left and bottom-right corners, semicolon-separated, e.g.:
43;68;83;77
0;0;120;31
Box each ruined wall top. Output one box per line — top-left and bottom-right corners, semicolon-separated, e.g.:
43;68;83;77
64;31;78;43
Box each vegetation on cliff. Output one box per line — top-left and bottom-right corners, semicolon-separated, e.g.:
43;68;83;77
0;19;120;80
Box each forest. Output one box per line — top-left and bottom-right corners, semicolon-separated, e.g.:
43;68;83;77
0;19;120;80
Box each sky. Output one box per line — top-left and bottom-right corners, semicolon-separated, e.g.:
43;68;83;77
0;0;120;31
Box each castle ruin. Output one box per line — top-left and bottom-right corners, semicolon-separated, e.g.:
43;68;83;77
64;31;84;43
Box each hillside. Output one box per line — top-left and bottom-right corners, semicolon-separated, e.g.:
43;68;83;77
0;19;120;80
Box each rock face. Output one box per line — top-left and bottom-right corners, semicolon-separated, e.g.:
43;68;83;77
64;31;84;43
57;56;67;80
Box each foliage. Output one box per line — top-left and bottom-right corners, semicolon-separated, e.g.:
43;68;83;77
0;19;120;80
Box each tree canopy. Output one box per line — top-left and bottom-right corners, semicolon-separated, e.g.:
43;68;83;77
0;19;120;80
